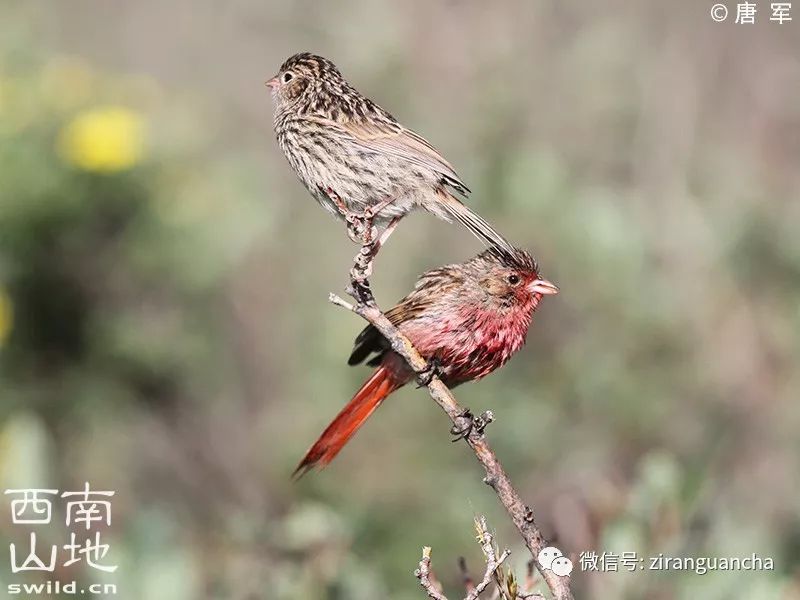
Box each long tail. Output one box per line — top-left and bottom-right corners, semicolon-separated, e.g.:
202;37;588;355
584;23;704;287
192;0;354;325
436;190;517;256
293;365;401;478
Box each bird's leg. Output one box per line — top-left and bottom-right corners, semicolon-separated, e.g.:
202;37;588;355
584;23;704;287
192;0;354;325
373;215;401;253
325;187;350;217
348;216;402;303
347;195;399;246
350;218;376;245
416;356;442;388
450;409;494;442
332;191;400;305
362;195;398;221
347;194;397;246
324;187;372;244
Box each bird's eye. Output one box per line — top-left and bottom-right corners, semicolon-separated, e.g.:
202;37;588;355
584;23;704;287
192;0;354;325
507;274;520;285
282;72;294;83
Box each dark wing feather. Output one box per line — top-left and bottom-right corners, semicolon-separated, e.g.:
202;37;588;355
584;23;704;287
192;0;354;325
347;267;461;366
347;326;384;366
346;301;429;366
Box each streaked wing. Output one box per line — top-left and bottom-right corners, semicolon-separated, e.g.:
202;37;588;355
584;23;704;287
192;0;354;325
304;114;470;195
347;267;462;366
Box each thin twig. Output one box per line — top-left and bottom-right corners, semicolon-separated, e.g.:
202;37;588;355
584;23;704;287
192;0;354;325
330;237;575;600
416;547;449;600
415;517;511;600
469;516;511;600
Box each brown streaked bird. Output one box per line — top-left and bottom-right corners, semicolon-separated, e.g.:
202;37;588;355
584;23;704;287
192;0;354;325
266;52;514;251
294;246;558;477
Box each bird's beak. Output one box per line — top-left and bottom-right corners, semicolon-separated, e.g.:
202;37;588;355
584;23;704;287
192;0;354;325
528;278;559;295
265;76;279;90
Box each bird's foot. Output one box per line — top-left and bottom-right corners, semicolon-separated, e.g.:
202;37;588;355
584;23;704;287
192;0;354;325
416;358;442;388
361;204;377;221
345;214;376;245
323;187;376;244
364;196;397;221
450;409;494;442
347;197;396;245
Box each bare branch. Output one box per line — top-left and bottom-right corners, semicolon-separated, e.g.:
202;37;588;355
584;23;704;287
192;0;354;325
468;516;511;600
415;547;449;600
328;292;355;311
331;238;575;600
415;517;512;600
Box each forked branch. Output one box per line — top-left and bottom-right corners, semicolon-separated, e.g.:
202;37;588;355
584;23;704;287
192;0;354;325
415;516;512;600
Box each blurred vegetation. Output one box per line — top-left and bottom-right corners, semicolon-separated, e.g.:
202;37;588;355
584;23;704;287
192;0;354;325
1;2;799;599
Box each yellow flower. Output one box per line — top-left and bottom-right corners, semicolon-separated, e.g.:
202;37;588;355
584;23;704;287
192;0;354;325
0;288;12;347
58;106;145;172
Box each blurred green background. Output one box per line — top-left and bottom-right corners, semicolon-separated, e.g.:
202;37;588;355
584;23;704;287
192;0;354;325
1;1;799;598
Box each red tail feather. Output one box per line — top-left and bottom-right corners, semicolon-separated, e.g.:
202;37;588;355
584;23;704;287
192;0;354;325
293;365;400;478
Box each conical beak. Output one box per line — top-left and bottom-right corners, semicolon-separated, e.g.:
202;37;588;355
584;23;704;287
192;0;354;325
528;278;559;295
265;76;279;89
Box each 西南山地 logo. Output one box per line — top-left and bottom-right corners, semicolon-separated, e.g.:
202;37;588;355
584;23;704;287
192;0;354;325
4;482;118;594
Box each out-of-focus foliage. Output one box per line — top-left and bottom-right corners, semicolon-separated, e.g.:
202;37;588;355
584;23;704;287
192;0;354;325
1;2;799;599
